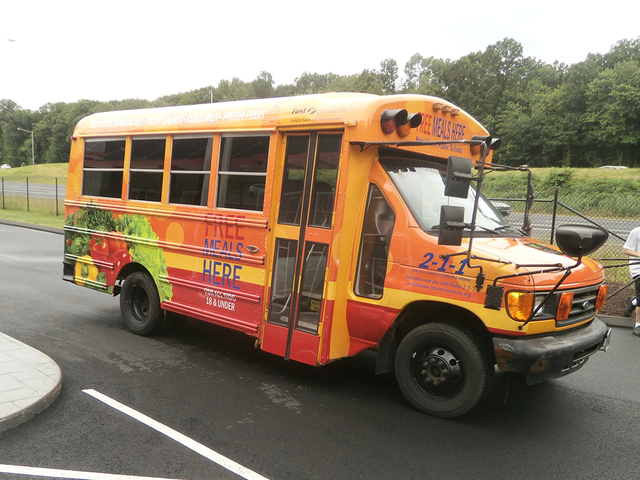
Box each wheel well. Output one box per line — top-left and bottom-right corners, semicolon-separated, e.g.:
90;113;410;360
113;262;151;296
375;300;495;374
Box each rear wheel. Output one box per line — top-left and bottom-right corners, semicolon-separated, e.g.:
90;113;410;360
395;323;492;418
120;271;163;336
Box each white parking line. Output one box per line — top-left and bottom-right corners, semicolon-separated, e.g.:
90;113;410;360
82;389;269;480
0;464;185;480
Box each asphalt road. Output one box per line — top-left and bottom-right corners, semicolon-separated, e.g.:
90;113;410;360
1;223;639;480
507;212;633;243
0;182;63;200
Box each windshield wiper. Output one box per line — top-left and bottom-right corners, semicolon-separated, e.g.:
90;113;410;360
476;225;506;235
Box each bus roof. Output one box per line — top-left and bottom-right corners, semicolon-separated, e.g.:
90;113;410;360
73;93;492;160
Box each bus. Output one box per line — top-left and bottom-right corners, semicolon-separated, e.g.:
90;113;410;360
63;92;611;418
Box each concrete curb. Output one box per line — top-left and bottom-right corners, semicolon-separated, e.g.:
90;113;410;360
600;315;634;329
0;218;63;235
0;334;62;434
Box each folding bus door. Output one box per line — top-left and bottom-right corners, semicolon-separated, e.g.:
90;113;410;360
261;132;342;365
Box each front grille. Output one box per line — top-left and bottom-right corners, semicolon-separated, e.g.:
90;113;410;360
556;284;601;327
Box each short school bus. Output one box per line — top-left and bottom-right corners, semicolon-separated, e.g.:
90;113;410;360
63;92;610;418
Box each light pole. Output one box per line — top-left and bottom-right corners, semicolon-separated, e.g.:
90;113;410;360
16;128;35;165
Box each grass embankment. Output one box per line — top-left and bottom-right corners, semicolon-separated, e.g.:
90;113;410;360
0;163;67;229
482;167;640;218
0;163;68;183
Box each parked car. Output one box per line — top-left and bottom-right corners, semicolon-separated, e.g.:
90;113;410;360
492;200;511;217
0;164;11;169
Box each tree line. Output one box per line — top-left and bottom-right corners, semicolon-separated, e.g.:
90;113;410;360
1;37;639;168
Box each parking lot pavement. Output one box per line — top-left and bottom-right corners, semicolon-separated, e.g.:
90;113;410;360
0;272;630;436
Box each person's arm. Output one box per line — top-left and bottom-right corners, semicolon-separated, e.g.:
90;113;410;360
623;247;640;257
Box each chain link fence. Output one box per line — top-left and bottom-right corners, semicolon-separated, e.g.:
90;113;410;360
0;177;66;216
489;190;637;313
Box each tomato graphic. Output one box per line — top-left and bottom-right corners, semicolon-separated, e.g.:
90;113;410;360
104;249;132;285
107;232;128;253
90;235;109;262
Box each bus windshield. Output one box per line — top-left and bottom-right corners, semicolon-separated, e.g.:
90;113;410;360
381;157;519;237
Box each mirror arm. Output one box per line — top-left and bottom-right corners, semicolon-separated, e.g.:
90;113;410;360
464;142;488;290
517;262;578;330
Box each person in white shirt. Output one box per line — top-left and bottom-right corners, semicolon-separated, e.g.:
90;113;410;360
623;226;640;336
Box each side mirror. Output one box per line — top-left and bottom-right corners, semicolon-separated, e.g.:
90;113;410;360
444;156;473;199
555;224;608;257
438;205;467;246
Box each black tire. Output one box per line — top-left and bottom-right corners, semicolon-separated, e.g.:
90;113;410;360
395;323;492;418
120;271;163;336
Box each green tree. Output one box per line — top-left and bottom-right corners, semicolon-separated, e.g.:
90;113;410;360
1;101;41;166
379;58;398;93
584;60;640;166
215;77;251;101
401;53;447;96
251;71;275;98
154;88;211;106
294;72;339;94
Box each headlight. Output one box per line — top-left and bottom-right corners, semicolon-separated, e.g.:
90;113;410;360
506;290;575;322
506;291;535;322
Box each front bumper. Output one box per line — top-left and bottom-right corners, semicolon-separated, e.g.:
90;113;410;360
493;318;611;384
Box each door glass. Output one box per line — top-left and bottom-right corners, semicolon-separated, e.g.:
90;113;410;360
278;136;310;225
296;242;328;334
308;134;341;228
268;238;298;327
355;185;395;299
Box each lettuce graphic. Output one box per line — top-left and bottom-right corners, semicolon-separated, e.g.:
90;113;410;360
115;214;173;302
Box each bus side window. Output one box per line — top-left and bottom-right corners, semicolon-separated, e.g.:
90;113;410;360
82;138;126;198
217;135;270;211
129;137;165;202
169;137;212;206
355;185;395;299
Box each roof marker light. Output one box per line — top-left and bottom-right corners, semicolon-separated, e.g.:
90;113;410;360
380;109;408;134
396;112;423;137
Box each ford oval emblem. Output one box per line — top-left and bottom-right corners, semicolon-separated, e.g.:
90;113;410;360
582;301;591;309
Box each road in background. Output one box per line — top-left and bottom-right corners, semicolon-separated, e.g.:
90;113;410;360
0;182;62;200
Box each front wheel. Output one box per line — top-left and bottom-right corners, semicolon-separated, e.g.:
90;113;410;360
394;323;492;418
120;271;163;336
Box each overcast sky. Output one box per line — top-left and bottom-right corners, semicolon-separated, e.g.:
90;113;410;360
1;0;638;111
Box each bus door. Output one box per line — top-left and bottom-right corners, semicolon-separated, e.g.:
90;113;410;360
261;132;342;365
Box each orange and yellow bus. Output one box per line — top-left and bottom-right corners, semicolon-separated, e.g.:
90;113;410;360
64;92;610;418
